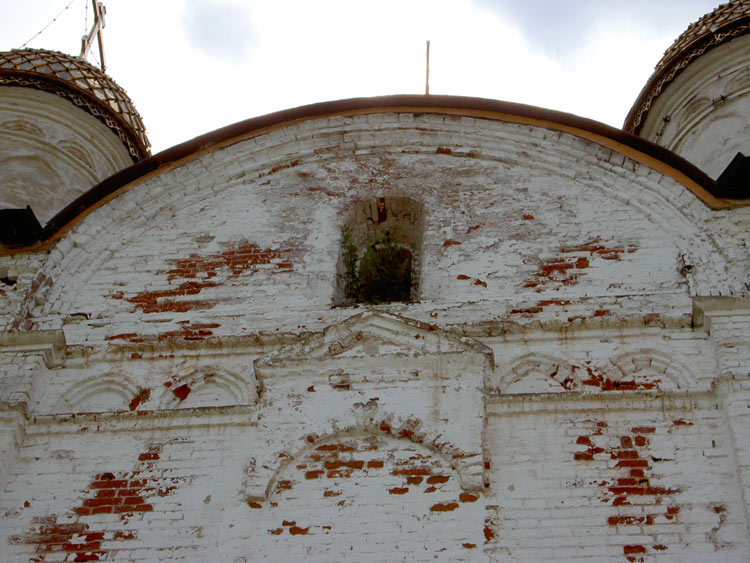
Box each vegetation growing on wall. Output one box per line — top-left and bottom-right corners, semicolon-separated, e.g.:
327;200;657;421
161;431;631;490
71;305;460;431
341;226;412;305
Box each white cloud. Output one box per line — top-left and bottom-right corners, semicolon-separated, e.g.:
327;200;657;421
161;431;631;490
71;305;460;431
0;0;725;152
182;0;256;59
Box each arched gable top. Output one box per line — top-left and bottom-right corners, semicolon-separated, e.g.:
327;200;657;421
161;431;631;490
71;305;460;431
2;94;739;256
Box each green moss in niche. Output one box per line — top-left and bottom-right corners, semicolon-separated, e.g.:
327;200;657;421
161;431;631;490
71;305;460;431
340;228;412;305
341;225;360;301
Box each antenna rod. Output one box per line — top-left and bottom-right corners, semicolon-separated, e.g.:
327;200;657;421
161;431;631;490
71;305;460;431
81;1;107;71
425;40;430;95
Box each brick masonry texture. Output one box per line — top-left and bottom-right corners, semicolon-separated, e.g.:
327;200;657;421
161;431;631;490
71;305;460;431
1;109;750;562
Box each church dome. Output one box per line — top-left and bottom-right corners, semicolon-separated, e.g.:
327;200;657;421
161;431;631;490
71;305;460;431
624;0;750;134
0;48;150;160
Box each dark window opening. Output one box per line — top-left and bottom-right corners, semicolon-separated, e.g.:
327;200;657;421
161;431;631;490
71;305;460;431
336;197;423;306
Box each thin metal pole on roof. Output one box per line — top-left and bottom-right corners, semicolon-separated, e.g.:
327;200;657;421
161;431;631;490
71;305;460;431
81;0;107;71
425;40;430;95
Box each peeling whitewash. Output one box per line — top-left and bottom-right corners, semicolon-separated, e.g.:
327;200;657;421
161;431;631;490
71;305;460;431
1;110;749;562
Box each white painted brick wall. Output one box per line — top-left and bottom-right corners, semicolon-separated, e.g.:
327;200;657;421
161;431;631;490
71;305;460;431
0;111;749;561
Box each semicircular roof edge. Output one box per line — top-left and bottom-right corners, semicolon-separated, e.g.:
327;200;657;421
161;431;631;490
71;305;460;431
1;94;738;255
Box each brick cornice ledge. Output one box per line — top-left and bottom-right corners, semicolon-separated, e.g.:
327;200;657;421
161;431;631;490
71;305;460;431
692;296;750;328
0;329;66;367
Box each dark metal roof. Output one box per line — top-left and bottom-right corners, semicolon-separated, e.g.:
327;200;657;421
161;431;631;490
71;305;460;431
0;49;150;161
624;0;750;133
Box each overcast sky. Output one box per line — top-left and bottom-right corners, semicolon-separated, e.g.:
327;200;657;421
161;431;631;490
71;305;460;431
1;0;720;153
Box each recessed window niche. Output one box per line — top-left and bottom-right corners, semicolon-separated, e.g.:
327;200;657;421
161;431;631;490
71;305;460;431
335;197;424;306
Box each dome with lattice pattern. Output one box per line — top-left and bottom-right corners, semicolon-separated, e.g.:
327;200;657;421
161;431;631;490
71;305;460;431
0;48;149;160
624;0;750;134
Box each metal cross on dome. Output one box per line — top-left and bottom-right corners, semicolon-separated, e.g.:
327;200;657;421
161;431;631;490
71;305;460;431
80;0;107;71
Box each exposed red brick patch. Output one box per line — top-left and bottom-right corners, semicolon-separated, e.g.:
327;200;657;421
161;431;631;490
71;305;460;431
392;467;430;477
399;428;415;440
522;257;583;289
436;147;452;154
462;543;476;548
289;526;310;535
255;436;470;552
430;502;459;512
138;451;159;461
110;282;218;315
443;239;461;247
268;528;283;535
574;421;681;557
11;521;106;561
581;363;657;391
249;502;262;509
673;418;693;426
11;443;177;559
172;384;191;401
324;460;364;471
509;305;543;316
108;241;293;315
545;362;659;393
426;475;450;485
522;214;534;220
158;322;221;341
523;239;637;291
561;240;638;260
456;274;471;280
106;333;143;342
466;224;481;233
473;279;487;287
128;388;150;411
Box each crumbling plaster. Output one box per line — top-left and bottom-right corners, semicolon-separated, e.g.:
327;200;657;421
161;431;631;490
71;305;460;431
1;110;749;561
